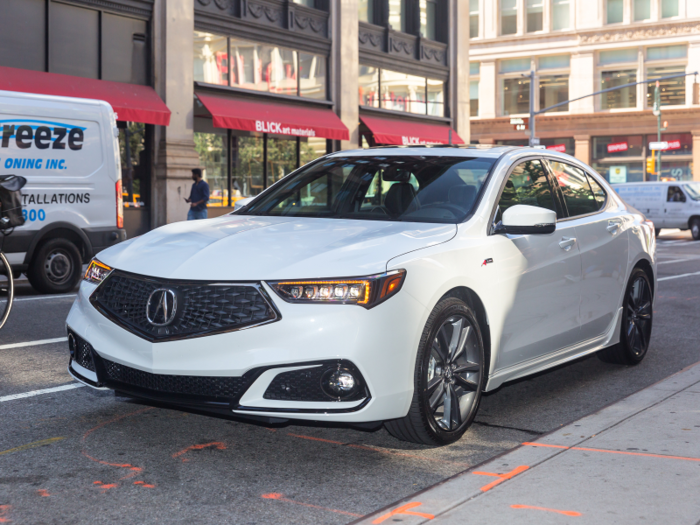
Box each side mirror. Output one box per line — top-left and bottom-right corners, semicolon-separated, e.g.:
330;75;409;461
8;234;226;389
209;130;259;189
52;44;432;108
500;204;556;235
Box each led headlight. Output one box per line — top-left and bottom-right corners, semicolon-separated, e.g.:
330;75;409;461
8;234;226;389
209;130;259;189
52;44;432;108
83;259;113;285
268;270;406;309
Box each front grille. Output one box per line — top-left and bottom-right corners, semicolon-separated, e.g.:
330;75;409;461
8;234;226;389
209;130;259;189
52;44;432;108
263;361;368;402
90;271;278;341
101;357;250;399
69;331;95;372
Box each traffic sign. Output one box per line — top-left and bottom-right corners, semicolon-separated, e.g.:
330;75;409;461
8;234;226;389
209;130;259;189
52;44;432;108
649;141;669;151
510;117;528;131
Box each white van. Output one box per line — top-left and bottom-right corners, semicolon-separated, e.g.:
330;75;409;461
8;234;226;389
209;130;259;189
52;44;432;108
0;90;126;293
613;181;700;240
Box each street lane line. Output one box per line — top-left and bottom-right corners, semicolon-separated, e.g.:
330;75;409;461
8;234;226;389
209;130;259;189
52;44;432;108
0;383;84;403
13;294;76;302
658;258;700;265
0;437;65;456
658;271;700;282
0;337;67;350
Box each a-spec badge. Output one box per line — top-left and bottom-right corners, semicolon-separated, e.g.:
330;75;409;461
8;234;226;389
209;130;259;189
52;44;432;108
146;288;178;326
481;258;494;267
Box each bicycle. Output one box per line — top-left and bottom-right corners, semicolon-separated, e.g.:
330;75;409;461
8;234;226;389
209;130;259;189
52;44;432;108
0;174;27;331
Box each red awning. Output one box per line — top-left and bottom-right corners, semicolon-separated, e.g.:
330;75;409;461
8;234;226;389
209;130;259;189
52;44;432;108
0;66;171;126
197;93;349;141
361;115;463;145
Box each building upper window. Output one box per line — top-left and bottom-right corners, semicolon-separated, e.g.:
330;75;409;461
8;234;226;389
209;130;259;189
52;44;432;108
647;45;687;61
359;0;374;23
419;0;436;40
662;0;679;18
501;0;518;35
607;0;623;24
359;65;445;117
501;58;532;115
539;55;570;113
552;0;571;31
633;0;651;21
469;0;479;38
527;0;543;33
292;0;316;6
598;49;638;110
646;46;687;108
599;49;638;65
194;32;327;100
388;0;407;32
470;62;480;117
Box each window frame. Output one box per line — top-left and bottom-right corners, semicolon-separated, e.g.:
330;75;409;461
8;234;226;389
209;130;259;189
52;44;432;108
596;49;640;111
500;0;519;36
499;58;535;117
469;62;480;118
552;0;572;32
644;46;688;109
543;157;609;221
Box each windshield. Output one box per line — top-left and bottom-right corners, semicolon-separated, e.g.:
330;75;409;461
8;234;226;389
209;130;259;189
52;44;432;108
684;182;700;201
239;155;496;223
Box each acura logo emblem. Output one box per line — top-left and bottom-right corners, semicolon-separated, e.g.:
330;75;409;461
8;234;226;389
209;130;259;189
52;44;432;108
146;288;177;326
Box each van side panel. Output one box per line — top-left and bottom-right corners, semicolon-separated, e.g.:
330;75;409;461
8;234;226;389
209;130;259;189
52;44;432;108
614;184;664;223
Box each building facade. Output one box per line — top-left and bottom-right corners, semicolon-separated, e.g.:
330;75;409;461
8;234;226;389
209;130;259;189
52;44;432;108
0;0;469;236
469;0;700;183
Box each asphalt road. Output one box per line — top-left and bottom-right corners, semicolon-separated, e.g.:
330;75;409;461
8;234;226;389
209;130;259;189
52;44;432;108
1;230;699;524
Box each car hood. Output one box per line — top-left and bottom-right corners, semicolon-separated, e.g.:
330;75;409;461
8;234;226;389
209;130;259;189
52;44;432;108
98;215;456;280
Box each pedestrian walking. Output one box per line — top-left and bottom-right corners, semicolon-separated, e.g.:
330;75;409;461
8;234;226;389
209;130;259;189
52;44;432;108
186;168;209;220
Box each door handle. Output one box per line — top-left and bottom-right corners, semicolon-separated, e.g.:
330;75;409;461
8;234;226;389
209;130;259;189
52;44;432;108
559;237;576;251
606;221;621;233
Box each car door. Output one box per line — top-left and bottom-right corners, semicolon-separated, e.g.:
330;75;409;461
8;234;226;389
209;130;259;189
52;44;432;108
664;185;687;229
546;159;628;340
492;158;583;370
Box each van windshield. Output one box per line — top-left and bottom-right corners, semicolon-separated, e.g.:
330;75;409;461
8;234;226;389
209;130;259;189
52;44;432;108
238;156;497;224
684;182;700;201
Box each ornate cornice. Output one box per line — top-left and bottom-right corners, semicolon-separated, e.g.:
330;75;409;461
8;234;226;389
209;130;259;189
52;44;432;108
579;20;700;44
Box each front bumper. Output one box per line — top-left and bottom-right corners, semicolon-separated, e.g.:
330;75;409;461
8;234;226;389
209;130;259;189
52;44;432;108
66;280;426;423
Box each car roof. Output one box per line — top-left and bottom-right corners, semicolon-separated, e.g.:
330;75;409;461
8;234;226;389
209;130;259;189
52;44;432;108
611;181;694;186
327;145;520;159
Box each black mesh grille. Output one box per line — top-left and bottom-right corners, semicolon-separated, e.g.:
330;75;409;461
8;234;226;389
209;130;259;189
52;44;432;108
263;361;368;402
70;331;95;372
101;357;250;399
91;272;277;341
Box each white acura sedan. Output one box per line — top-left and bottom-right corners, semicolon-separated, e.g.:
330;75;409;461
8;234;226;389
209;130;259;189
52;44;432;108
67;146;656;445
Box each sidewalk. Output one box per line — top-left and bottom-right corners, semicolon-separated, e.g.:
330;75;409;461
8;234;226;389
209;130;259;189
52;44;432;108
356;361;700;524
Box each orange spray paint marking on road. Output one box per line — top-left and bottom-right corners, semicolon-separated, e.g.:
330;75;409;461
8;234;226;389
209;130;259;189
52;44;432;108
133;481;156;488
523;442;700;462
171;442;227;462
371;502;435;524
0;505;10;523
511;504;582;516
261;493;362;517
92;481;118;492
473;465;529;492
36;489;50;497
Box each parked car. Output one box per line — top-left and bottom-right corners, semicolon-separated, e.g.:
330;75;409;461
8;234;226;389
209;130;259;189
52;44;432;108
0;90;126;293
613;181;700;239
67;146;656;446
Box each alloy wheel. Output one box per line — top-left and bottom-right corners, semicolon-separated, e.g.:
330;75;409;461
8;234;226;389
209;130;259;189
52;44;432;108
625;276;652;357
427;315;482;431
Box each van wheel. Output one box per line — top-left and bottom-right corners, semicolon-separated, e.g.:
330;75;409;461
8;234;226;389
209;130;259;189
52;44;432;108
27;238;83;294
690;218;700;241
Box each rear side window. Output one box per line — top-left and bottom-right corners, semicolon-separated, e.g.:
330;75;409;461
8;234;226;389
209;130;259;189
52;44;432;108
586;174;607;210
548;160;599;217
496;159;556;221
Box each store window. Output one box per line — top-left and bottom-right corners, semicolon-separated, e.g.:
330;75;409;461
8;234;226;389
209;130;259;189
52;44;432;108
502;0;518;35
359;65;445;117
299;52;327;100
388;0;407;32
194;32;228;86
552;0;571;31
607;0;623;24
634;0;651;21
646;133;692;180
527;0;543;32
661;0;679;18
359;0;374;23
419;0;436;40
194;130;229;207
592;135;645;183
233;135;264;198
119;123;148;208
470;0;479;38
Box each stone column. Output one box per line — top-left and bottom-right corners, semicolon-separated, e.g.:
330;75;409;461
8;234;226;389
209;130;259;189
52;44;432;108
692;131;700;181
574;135;591;165
569;53;595;114
451;0;470;143
478;60;497;119
334;0;359;150
152;0;201;227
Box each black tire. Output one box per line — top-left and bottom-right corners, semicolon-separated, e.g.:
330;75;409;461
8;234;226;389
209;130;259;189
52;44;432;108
27;238;83;294
0;252;14;330
690;218;700;241
384;298;485;446
654;228;661;238
598;268;653;365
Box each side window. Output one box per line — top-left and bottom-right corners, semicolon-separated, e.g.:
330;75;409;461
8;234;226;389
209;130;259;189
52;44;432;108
586;173;607;210
667;186;686;203
496;159;556;222
549;160;599;217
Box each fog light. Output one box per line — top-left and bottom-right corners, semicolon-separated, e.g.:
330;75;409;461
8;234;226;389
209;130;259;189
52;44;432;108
68;333;76;359
322;368;359;398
